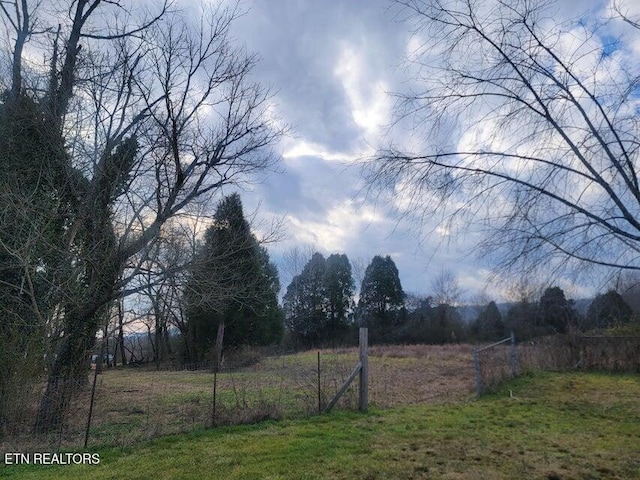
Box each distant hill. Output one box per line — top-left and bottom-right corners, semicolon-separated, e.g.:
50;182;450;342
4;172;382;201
456;305;483;323
572;298;592;316
456;297;594;323
622;285;640;313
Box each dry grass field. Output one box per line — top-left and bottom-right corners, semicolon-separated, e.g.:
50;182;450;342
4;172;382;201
3;344;478;451
367;344;475;405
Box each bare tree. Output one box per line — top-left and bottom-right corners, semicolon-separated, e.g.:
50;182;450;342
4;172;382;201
1;0;282;430
403;291;432;313
350;255;369;294
279;244;316;293
135;239;177;367
367;0;640;281
430;269;463;306
504;277;543;305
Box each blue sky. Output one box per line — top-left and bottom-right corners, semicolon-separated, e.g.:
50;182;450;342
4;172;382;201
212;0;635;302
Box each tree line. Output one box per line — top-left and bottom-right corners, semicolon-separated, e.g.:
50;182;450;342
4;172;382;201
282;253;407;346
116;210;640;363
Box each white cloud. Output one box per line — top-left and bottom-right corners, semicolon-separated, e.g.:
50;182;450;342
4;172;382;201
282;200;384;254
232;0;613;299
333;44;392;141
281;139;360;163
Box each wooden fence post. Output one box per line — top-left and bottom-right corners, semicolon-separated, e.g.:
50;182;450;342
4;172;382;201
359;327;368;412
211;321;225;428
324;328;369;414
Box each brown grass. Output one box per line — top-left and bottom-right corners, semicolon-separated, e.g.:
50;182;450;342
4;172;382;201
1;344;479;452
368;343;475;405
9;336;637;453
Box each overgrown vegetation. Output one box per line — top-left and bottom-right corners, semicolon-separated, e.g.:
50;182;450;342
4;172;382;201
0;0;282;433
3;0;640;454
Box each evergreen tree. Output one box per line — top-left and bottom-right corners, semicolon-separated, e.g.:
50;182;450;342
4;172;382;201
585;290;633;330
283;253;327;345
504;300;539;341
250;245;285;345
0;1;282;430
323;253;354;336
357;255;406;342
282;252;355;346
537;286;578;334
185;194;283;360
473;301;505;341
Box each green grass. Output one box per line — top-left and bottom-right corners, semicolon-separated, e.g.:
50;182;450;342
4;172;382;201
2;371;639;479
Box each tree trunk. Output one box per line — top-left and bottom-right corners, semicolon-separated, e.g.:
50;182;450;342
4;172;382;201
34;218;120;432
33;305;98;432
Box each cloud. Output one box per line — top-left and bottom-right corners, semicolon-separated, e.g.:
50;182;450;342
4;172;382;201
227;0;621;301
231;0;500;298
333;44;392;142
233;0;406;150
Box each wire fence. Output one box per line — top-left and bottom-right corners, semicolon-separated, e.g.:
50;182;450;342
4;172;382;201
473;333;640;396
1;348;365;453
518;334;640;372
1;343;480;454
473;333;517;395
5;334;632;454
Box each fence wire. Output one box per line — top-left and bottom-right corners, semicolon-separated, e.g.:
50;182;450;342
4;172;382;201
4;335;635;454
474;334;640;395
1;349;361;453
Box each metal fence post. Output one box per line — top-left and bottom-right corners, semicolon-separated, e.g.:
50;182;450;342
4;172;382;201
84;341;104;448
510;331;518;377
211;367;218;428
473;346;482;396
359;327;368;412
211;321;225;428
317;351;321;414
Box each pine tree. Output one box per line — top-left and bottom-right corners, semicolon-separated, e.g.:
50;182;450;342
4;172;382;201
323;254;354;337
538;287;578;334
283;253;327;345
357;255;406;342
585;290;633;330
283;252;355;346
473;301;505;341
185;194;283;360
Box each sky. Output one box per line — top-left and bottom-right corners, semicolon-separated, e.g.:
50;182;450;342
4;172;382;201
205;0;633;302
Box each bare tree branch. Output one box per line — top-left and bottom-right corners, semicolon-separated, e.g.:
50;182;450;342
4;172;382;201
367;0;640;280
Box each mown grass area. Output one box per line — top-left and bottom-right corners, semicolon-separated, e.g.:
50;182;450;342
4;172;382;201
2;371;638;480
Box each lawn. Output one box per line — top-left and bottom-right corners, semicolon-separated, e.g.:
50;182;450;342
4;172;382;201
2;371;639;480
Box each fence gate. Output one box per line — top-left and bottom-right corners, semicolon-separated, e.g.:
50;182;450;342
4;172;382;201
324;327;368;413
